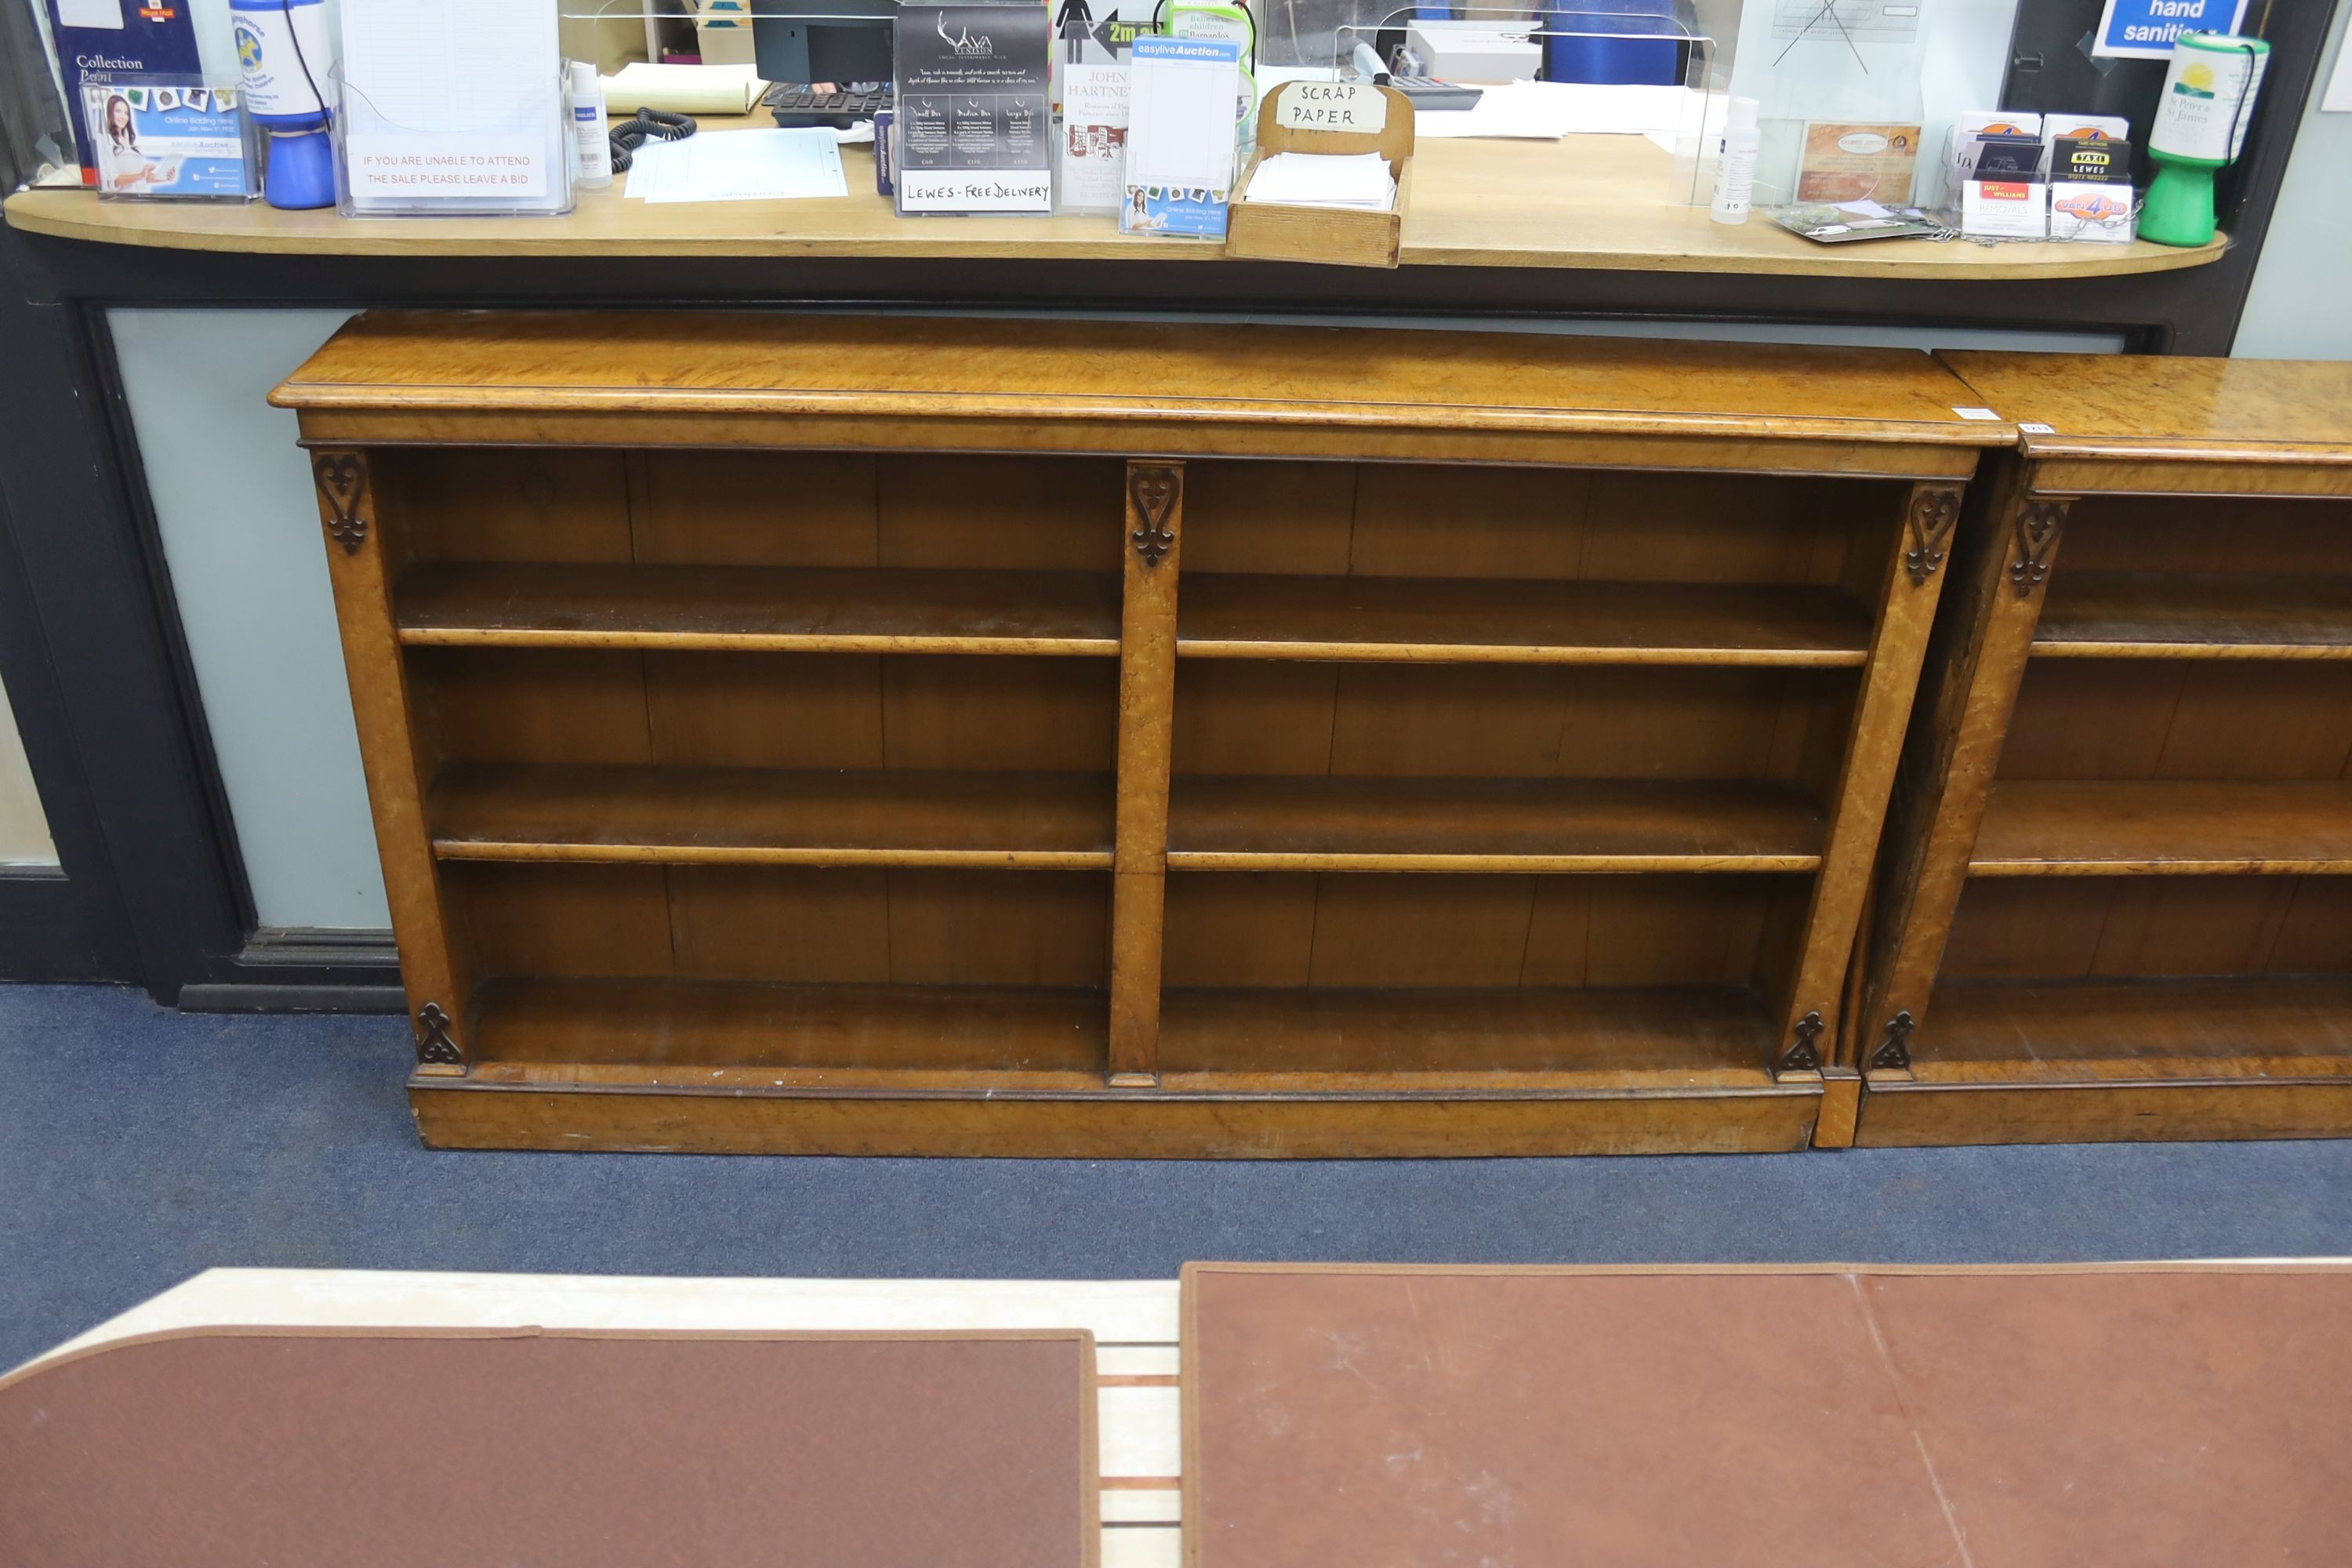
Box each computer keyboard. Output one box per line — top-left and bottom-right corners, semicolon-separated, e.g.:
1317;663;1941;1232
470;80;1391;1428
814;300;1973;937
762;85;894;129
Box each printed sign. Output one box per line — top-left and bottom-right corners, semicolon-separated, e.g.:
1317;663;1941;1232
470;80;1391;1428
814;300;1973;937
895;4;1054;216
1275;81;1386;134
82;80;252;198
2092;0;2249;61
1795;122;1921;204
345;135;551;199
1770;0;1920;43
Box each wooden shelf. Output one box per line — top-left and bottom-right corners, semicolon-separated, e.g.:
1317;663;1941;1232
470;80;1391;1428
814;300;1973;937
2035;572;2352;660
1909;977;2352;1084
430;763;1114;869
1970;780;2352;877
397;561;1120;656
1157;985;1779;1091
1165;775;1825;873
463;977;1109;1089
1178;576;1873;667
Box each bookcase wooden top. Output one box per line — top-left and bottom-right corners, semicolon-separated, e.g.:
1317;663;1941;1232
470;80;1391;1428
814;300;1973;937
274;310;2012;469
1940;352;2352;474
5;132;2226;281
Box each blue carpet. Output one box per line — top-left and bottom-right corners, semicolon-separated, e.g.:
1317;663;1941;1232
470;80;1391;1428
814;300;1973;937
6;981;2351;1372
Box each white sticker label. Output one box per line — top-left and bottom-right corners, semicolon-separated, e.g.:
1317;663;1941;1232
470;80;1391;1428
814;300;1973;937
896;168;1053;212
1276;81;1387;134
2019;421;2056;434
1952;406;2003;421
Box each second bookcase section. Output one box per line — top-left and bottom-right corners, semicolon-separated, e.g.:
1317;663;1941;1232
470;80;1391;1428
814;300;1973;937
1150;457;1940;1093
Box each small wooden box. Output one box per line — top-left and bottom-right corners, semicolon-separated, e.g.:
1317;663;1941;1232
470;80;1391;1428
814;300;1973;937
1225;82;1415;269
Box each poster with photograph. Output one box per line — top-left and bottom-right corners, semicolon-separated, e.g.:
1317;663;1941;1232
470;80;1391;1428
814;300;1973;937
1059;60;1129;214
84;80;255;199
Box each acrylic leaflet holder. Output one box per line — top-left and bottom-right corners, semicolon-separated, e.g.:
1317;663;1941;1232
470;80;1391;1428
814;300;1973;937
82;76;260;202
329;65;575;218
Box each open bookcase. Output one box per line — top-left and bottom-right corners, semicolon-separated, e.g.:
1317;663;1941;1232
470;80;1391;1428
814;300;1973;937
1857;354;2352;1146
276;310;2003;1156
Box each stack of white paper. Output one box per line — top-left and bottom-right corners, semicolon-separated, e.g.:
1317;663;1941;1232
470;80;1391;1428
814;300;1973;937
623;129;848;203
1246;151;1396;211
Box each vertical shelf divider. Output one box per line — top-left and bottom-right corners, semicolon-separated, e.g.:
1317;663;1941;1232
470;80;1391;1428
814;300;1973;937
1857;463;2068;1079
1771;479;1962;1077
1109;460;1185;1085
305;446;474;1076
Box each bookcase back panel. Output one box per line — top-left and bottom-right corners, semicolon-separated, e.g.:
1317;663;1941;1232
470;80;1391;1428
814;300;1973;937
1181;461;1898;587
1173;663;1854;793
1940;875;2352;983
2057;494;2352;576
454;862;1112;988
2000;662;2352;783
412;649;1119;773
1162;871;1797;991
392;448;1127;573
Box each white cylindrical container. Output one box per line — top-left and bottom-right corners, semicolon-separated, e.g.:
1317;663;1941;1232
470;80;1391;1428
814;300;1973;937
571;60;612;190
230;0;333;125
2150;33;2270;165
1710;96;1761;225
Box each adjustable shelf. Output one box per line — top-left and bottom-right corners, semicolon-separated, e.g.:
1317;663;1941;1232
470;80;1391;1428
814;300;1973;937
397;561;1122;656
1163;775;1826;873
2035;572;2352;661
1176;575;1875;667
1970;780;2352;877
429;763;1116;869
279;309;2011;1156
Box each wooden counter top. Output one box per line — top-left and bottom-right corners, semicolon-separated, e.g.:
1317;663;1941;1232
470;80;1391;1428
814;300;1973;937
7;129;2225;280
271;308;2013;471
1938;350;2352;465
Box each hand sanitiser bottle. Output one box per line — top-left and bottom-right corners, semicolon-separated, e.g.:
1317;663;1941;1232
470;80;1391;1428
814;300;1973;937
571;60;612;191
1711;96;1761;224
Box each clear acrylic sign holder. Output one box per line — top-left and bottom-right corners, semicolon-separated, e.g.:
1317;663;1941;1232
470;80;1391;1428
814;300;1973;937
330;64;576;218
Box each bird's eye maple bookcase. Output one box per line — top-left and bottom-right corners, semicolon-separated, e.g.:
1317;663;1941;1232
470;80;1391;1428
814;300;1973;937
1853;354;2352;1147
275;310;2010;1156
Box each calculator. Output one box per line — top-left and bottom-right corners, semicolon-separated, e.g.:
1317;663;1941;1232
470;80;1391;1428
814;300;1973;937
1385;77;1484;111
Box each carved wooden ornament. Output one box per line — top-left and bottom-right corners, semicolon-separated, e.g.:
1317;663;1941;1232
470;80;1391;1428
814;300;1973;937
2009;500;2067;597
415;1002;463;1068
1128;466;1178;567
314;452;368;555
1903;488;1962;585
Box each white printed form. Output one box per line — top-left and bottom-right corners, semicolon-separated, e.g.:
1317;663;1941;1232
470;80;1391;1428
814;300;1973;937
339;0;563;206
1126;39;1239;193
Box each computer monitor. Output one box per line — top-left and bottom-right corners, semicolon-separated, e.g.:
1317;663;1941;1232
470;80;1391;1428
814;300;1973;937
754;0;897;86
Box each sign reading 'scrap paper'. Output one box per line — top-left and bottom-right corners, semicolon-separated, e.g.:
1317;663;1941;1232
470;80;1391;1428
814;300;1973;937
2092;0;2249;60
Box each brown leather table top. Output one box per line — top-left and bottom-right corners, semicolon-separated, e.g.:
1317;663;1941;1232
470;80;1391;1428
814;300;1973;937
1;1327;1098;1568
1182;1262;2352;1568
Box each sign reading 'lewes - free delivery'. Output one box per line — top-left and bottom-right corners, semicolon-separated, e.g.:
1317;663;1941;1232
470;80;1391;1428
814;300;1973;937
2092;0;2248;60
